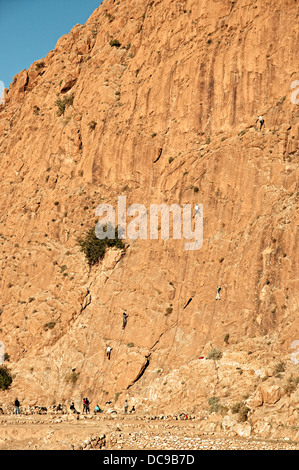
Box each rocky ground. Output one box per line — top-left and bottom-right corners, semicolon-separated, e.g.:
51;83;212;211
0;411;297;451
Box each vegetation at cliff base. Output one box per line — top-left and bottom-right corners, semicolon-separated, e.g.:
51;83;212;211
0;366;13;390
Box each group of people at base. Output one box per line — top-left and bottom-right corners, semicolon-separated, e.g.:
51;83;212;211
69;398;135;415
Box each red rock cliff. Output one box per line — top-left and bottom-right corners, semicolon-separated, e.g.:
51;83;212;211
0;0;298;421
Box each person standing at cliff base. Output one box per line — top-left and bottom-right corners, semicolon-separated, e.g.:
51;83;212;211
83;397;87;413
195;204;201;217
14;398;20;415
85;397;90;413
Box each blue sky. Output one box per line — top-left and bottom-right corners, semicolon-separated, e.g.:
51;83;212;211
0;0;103;95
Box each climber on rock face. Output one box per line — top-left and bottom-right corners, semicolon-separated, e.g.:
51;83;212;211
124;399;129;414
122;311;128;330
106;346;112;360
256;115;265;130
195;204;201;217
216;285;221;300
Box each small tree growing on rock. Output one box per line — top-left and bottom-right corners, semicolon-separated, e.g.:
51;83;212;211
207;348;223;360
0;366;13;390
77;224;125;266
55;93;74;116
65;370;80;384
208;396;228;415
231;401;250;422
273;361;286;375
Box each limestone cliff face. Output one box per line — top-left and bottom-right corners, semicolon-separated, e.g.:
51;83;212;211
0;0;298;423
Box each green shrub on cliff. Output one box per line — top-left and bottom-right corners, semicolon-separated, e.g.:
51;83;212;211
206;348;223;360
55;93;74;116
109;39;121;48
0;366;13;390
231;401;250;422
77;224;125;266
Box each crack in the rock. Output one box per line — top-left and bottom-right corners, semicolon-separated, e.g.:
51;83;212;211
126;319;179;390
183;297;193;309
126;355;151;389
153;147;163;163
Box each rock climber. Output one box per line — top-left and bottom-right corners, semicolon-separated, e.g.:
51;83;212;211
106;346;112;360
124;399;129;414
195;204;201;217
216;285;221;300
122;311;128;330
256;115;265;130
